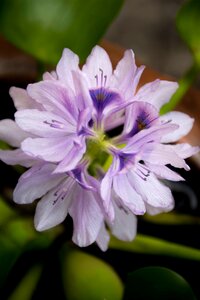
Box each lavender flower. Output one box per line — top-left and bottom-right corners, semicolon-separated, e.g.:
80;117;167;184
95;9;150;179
0;45;198;250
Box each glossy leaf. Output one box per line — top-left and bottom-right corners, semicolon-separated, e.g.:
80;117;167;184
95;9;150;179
0;0;123;65
176;0;200;64
61;248;123;300
123;267;196;300
110;234;200;261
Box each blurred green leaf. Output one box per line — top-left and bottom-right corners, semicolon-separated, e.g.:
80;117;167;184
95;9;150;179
0;0;123;65
110;234;200;261
8;265;42;300
176;0;200;65
61;248;123;300
143;212;200;225
123;267;196;300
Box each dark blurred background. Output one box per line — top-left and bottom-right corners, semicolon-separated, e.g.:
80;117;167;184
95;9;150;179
105;0;192;78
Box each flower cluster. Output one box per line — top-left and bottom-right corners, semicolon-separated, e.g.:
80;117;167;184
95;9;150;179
0;46;198;250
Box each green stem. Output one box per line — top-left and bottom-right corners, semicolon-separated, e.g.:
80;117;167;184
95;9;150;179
160;62;200;114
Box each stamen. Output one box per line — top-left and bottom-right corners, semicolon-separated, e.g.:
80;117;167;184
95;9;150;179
104;75;107;87
99;68;104;86
43;119;64;129
136;164;150;181
95;75;98;86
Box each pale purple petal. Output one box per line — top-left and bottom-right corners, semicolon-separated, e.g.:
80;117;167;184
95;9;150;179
56;48;79;89
110;200;137;241
113;174;146;215
9;87;42;110
34;177;75;231
43;71;57;81
123;101;159;136
124;123;178;153
112;49;145;98
53;140;86;173
135;80;178;110
15;109;76;137
146;202;174;215
145;163;184;181
160;112;194;143
27;81;77;121
100;170;115;222
69;186;104;247
21;137;73;162
0;119;28;147
82;46;112;87
128;171;174;209
172;143;200;159
96;224;110;251
142;143;189;170
14;163;64;204
0;149;37;167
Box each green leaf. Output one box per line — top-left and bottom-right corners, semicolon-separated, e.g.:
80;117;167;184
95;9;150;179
143;212;200;225
61;248;123;300
0;0;123;65
123;267;196;300
176;0;200;65
110;234;200;261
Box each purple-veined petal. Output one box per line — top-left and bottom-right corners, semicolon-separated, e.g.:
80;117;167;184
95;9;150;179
15;109;76;137
34;176;75;231
146;202;174;215
112;49;145;98
113;174;146;215
72;70;93;110
110;200;137;241
160;111;194;143
100;170;115;222
53;140;86;173
14;163;65;204
145;163;184;181
142;143;189;170
27;81;77;121
172;143;200;159
135;80;178;110
82;46;112;88
124;123;178;153
123;101;159;136
43;71;57;81
96;224;110;251
0;149;37;167
9;87;42;110
56;48;79;89
69;186;104;247
104;111;125;131
0;119;28;147
128;170;174;209
21;137;74;162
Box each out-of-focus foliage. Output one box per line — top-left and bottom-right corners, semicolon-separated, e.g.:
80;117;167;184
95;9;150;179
0;0;123;65
176;0;200;65
123;267;196;300
61;248;123;300
161;0;200;114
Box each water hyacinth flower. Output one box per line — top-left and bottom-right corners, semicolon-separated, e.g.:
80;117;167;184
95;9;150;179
0;45;198;250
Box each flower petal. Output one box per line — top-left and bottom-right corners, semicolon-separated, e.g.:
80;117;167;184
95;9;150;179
135;80;178;110
82;46;112;87
27;81;77;122
145;163;184;181
160;111;194;143
69;186;103;247
128;171;174;209
34;177;75;231
0;149;37;167
96;224;110;251
14;163;64;204
21;137;73;162
112;49;144;98
15;109;75;137
56;48;79;89
9;87;42;110
113;174;146;215
110;200;137;241
0;119;28;147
